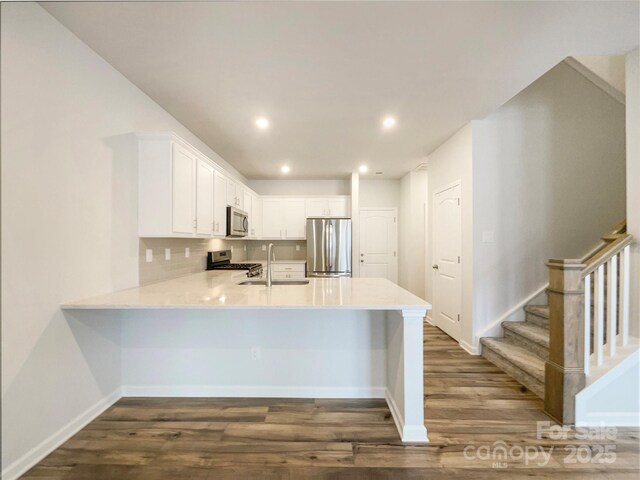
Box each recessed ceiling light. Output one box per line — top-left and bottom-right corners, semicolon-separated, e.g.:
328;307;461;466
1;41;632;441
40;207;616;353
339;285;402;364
359;165;369;174
281;165;290;174
382;117;396;129
255;117;270;129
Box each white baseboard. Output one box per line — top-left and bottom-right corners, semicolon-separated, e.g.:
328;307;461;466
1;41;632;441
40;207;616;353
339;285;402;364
460;339;481;356
473;283;549;350
121;385;386;398
1;388;122;480
425;315;435;326
384;389;429;443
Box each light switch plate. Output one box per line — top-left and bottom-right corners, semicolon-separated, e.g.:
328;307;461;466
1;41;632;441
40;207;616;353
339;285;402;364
185;247;190;258
165;248;171;260
231;245;234;253
296;244;301;251
145;249;153;263
262;245;267;251
482;231;495;243
244;245;247;252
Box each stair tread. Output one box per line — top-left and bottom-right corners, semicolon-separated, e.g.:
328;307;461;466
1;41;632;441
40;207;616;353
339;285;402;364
524;305;549;319
480;337;545;382
502;321;549;348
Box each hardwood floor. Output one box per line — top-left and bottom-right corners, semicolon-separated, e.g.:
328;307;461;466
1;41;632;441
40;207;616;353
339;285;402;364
21;325;639;479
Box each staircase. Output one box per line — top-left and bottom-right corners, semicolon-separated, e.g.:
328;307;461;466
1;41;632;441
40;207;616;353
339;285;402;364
479;221;636;424
480;304;549;398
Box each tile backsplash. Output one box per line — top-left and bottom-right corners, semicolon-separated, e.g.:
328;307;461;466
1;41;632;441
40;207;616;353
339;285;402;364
246;240;307;261
139;238;247;286
138;238;307;285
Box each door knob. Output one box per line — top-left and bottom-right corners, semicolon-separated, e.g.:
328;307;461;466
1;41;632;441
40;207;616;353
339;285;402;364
432;264;439;270
360;260;364;263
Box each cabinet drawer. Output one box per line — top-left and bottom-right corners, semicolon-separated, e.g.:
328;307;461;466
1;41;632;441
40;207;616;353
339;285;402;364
271;263;305;273
272;271;306;280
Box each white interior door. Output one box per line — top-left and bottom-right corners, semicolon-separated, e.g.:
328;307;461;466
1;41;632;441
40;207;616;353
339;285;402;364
359;209;398;283
432;183;462;341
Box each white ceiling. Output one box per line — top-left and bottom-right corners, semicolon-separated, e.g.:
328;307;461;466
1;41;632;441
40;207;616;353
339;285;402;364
42;1;639;179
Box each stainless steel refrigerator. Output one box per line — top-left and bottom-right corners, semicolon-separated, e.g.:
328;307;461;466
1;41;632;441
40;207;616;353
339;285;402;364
306;218;352;277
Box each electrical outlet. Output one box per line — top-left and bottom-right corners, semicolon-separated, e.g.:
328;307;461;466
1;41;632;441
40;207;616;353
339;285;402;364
145;249;153;263
165;248;171;260
251;346;261;360
296;244;301;251
231;245;234;253
261;245;266;251
185;247;190;258
244;245;247;252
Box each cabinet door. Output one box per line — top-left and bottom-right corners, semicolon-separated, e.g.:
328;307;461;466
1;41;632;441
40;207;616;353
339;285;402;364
226;179;237;207
261;199;284;238
196;159;214;235
305;198;327;217
171;143;196;234
243;191;253;237
251;195;262;238
213;171;227;236
236;185;245;211
283;199;306;238
328;197;349;217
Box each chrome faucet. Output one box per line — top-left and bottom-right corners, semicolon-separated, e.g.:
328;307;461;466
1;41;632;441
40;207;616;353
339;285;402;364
266;243;275;287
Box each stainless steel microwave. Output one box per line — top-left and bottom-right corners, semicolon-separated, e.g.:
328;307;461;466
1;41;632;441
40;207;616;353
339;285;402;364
227;206;248;237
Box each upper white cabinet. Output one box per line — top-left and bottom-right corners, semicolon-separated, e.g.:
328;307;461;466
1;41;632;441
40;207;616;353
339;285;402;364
305;197;350;218
138;133;257;238
171;143;197;234
262;198;306;239
213;171;227;236
227;179;244;209
251;194;262;238
195;159;214;236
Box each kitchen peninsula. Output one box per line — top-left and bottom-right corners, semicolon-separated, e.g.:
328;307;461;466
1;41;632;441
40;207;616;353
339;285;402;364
63;271;431;442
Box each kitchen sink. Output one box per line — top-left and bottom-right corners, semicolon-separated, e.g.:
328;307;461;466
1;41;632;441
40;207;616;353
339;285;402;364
238;279;309;286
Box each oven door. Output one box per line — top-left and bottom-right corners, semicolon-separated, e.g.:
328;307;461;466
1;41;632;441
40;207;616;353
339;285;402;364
227;206;248;237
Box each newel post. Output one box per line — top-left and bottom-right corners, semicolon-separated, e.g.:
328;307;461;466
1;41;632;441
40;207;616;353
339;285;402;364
544;259;586;425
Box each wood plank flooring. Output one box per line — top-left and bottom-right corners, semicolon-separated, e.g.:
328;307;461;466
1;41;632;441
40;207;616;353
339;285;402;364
21;325;639;479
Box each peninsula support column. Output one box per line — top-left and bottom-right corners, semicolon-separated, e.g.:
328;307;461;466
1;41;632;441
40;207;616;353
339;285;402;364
385;308;429;443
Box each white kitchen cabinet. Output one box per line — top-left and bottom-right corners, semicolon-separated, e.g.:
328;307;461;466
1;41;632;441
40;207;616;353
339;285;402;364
171;143;197;234
261;198;306;239
271;263;306;280
226;179;244;209
251;194;262;238
304;197;350;218
196;159;214;235
213;171;227;236
327;197;350;217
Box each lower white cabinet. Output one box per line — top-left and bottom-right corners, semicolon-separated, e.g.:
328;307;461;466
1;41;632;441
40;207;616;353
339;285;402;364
271;263;306;280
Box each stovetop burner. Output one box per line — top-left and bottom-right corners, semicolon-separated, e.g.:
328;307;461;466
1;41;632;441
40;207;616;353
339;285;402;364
206;250;263;277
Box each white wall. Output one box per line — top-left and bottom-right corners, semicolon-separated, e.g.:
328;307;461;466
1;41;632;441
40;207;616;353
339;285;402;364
425;125;474;348
0;4;241;476
398;171;428;298
359;179;401;208
248;179;350;196
571;55;626;95
626;48;640;337
471;62;626;345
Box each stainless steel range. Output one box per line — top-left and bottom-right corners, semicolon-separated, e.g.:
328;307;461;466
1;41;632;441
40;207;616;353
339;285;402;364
206;250;263;278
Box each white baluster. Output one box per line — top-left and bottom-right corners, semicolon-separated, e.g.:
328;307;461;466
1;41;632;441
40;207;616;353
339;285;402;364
584;274;591;376
620;245;630;347
594;264;605;367
607;255;618;357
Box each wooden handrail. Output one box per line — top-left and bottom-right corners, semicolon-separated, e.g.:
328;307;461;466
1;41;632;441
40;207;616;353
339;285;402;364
582;234;632;277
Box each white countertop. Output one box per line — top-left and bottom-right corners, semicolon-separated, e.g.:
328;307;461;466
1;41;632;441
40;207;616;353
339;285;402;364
61;271;430;311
